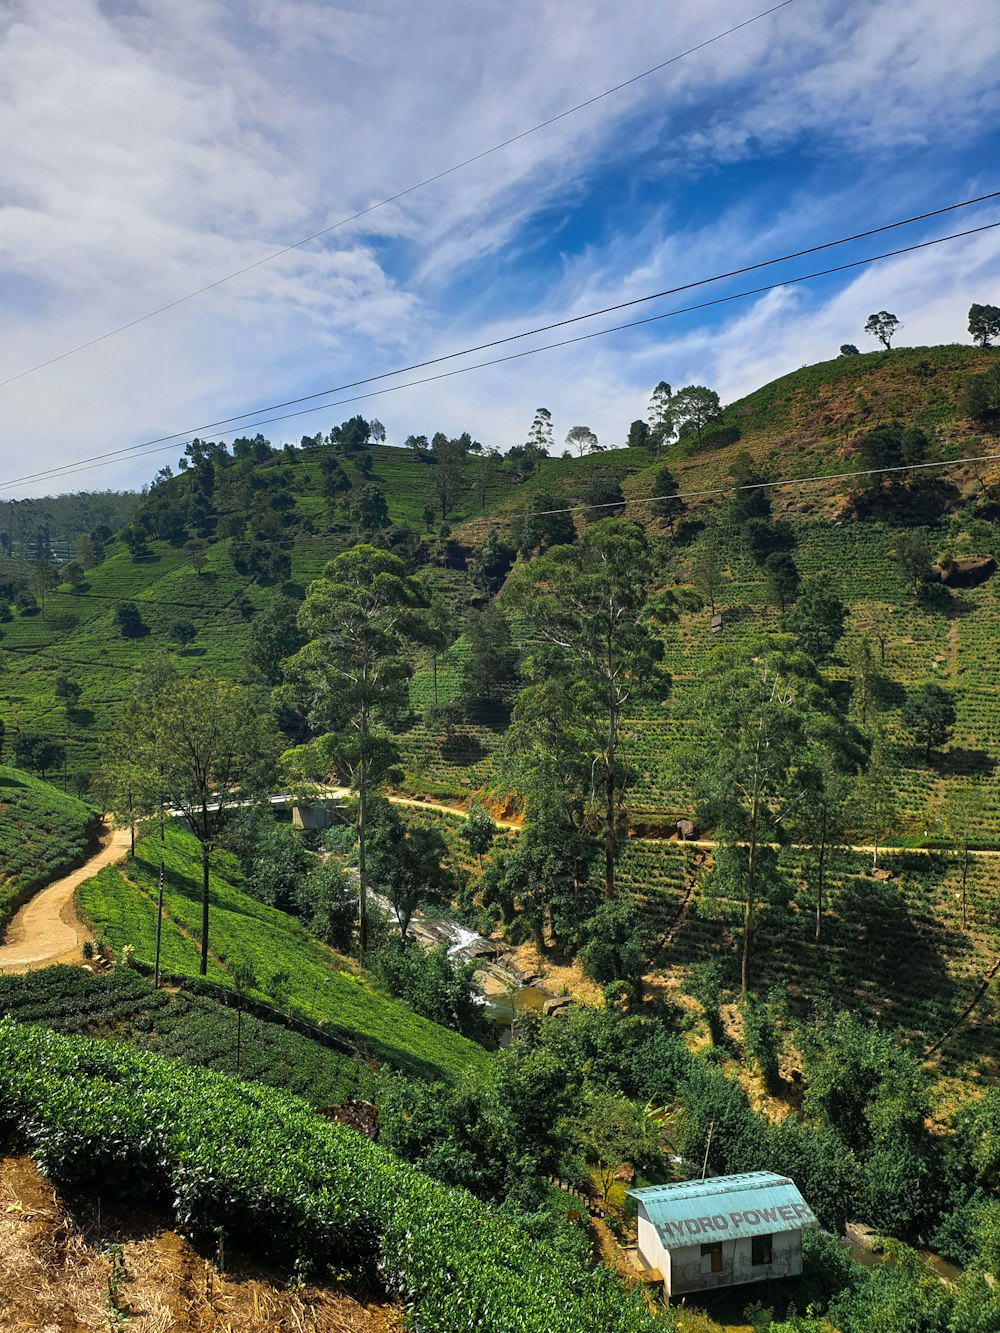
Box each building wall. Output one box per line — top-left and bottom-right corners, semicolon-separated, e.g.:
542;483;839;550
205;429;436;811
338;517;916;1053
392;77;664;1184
668;1228;802;1296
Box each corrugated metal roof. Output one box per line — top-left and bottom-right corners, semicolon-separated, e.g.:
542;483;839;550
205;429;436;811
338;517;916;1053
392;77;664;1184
628;1172;817;1247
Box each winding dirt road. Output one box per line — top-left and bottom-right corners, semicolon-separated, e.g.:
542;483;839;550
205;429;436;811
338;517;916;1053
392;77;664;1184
0;829;131;974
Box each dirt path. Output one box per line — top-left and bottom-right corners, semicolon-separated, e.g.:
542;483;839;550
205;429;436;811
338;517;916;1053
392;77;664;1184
0;828;130;974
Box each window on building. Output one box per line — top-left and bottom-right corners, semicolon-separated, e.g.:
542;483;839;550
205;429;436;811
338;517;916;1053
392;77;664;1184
701;1242;723;1274
752;1234;773;1266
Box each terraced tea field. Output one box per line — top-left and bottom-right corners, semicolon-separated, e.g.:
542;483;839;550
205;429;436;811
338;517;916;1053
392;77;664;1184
621;836;1000;1083
77;825;490;1082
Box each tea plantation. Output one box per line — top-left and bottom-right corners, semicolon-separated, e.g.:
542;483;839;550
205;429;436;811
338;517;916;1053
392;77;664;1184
76;824;490;1083
0;764;97;931
0;1019;665;1333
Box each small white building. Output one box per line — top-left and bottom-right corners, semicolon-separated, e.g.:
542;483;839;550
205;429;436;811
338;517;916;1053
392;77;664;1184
628;1171;817;1299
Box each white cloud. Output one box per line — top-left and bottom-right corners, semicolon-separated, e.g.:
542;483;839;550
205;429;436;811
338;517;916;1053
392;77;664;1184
0;0;996;493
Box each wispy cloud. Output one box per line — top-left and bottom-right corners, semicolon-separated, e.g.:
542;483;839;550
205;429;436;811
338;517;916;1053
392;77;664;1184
0;0;996;492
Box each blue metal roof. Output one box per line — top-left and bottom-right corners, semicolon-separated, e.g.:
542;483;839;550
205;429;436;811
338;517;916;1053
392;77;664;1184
628;1172;817;1247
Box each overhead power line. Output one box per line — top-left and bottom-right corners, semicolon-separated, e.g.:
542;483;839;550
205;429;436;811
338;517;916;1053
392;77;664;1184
2;210;997;493
0;0;801;391
531;450;1000;519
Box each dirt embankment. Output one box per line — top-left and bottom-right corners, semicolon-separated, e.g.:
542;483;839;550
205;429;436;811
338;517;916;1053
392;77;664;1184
0;1156;399;1332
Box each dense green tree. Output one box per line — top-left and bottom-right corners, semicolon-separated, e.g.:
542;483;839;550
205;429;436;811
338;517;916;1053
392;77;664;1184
31;558;57;611
281;546;426;956
672;384;722;444
763;550;800;611
506;520;667;898
349;482;389;535
367;798;454;939
864;310;900;349
892;529;935;594
625;419;650;450
109;675;278;974
581;473;624;523
247;594;305;685
840;343;861;356
728;451;772;525
168;618;196;648
647;380;674;452
517;491;575;555
184;538;208;575
461;606;519;707
579;898;649;1004
469;525;514;597
963;363;1000;421
61;560;85;591
53;673;82;712
460;803;498;871
114;602;146;638
694;643;842;993
650;466;685;536
902;682;956;761
781;575;846;664
575;1089;662;1200
430;433;470;519
857;422;927;494
968;303;1000;348
12;733;65;781
689;540;725;615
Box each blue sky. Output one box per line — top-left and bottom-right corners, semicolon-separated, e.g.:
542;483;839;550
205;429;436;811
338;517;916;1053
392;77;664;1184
0;0;997;494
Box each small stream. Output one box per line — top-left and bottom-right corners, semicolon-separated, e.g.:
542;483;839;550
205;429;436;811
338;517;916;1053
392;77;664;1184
373;892;551;1026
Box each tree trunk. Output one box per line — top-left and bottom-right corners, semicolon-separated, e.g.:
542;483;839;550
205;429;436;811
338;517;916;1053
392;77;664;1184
154;857;164;989
605;663;618;899
200;802;210;976
815;806;827;943
357;764;368;959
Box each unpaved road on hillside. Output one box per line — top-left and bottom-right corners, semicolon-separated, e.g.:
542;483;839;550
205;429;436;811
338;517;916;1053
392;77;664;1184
0;828;130;973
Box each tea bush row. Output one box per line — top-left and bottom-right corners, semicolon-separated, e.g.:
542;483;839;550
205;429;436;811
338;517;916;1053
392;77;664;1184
0;1020;663;1333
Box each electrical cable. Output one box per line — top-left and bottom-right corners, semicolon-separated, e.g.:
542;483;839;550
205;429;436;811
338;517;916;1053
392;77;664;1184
2;213;997;492
0;0;801;391
8;188;996;486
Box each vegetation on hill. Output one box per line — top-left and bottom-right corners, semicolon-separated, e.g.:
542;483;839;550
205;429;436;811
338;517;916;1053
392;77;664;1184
0;765;97;931
0;964;376;1107
6;338;1000;1327
0;1020;664;1333
76;824;489;1083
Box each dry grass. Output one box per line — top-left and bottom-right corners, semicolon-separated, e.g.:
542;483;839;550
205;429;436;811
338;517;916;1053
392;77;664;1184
0;1157;400;1333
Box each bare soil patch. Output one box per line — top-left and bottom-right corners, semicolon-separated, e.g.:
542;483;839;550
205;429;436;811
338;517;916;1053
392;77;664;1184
0;1156;400;1333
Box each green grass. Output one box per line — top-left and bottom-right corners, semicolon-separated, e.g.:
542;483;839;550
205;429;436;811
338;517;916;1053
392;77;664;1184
77;824;490;1083
0;765;97;930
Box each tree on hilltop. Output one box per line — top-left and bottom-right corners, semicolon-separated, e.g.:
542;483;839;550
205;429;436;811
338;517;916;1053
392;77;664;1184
566;425;599;456
672;385;722;444
969;303;1000;349
647;381;674;452
864;311;900;350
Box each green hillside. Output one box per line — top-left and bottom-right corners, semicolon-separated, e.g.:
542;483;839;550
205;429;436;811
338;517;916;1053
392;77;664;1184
76;824;490;1083
0;764;97;930
2;344;998;831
